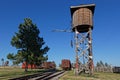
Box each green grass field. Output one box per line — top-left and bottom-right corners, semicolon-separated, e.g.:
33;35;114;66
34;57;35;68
0;66;44;80
0;67;120;80
59;70;120;80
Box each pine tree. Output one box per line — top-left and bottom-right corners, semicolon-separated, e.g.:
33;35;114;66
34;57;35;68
7;18;49;71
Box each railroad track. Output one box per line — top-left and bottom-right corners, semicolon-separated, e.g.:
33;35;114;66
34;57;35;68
9;70;65;80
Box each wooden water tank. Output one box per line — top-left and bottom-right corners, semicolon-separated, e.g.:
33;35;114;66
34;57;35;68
70;4;95;33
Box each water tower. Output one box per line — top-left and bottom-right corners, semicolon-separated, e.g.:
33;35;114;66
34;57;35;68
70;4;95;75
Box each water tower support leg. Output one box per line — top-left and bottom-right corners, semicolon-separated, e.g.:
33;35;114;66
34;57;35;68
75;29;79;75
88;27;94;75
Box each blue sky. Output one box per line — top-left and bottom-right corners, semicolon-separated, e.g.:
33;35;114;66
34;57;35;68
0;0;120;67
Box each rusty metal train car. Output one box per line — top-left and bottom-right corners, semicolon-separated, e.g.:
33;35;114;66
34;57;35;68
113;66;120;73
22;61;56;69
61;59;71;70
42;61;56;69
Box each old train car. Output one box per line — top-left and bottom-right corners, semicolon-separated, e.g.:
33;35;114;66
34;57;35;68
22;61;56;69
61;59;71;70
42;61;56;69
22;62;37;69
113;66;120;73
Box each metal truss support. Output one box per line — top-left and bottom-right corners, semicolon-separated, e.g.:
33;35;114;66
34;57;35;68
74;27;94;75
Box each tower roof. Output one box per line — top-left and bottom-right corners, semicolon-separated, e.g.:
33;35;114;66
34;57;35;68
70;4;95;16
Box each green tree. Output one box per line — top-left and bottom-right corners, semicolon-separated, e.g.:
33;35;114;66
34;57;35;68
99;60;104;67
4;61;9;66
7;18;49;71
7;53;23;66
96;61;100;67
1;58;4;66
105;62;108;67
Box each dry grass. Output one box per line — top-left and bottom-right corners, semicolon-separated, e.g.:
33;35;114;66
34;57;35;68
1;67;120;80
59;70;120;80
0;66;42;80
